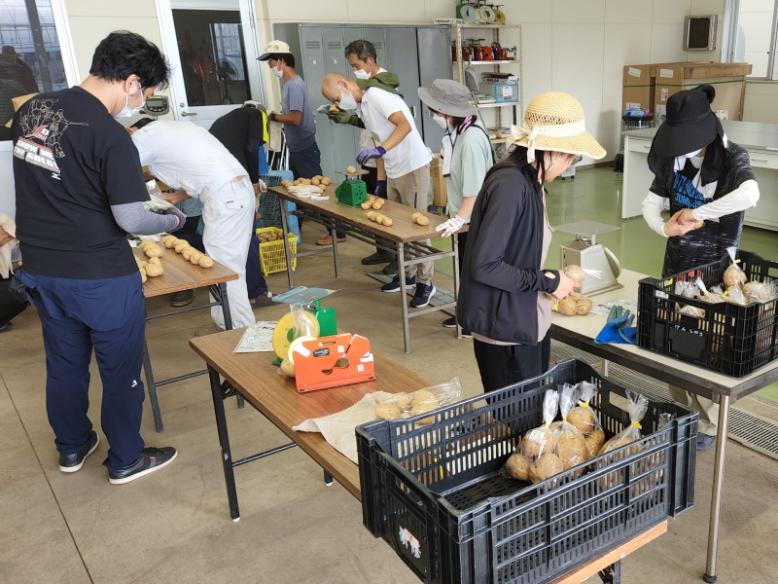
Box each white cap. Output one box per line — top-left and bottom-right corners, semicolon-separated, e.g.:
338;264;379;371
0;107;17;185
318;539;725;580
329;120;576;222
258;40;292;61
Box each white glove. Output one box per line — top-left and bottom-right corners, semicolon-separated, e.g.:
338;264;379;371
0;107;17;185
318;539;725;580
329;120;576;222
258;179;268;192
435;215;466;237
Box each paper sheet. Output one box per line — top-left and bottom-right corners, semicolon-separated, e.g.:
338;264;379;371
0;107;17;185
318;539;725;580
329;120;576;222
234;321;277;353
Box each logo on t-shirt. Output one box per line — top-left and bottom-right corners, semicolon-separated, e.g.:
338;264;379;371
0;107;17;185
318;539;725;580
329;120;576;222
671;172;706;209
13;97;85;175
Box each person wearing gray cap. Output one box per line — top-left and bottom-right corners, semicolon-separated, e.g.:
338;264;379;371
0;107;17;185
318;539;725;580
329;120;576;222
418;79;493;335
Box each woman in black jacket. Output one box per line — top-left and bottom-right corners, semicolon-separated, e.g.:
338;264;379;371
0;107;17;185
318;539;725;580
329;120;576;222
457;91;606;392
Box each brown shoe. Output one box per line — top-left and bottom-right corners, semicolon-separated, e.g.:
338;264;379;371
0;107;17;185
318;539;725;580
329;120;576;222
316;234;333;246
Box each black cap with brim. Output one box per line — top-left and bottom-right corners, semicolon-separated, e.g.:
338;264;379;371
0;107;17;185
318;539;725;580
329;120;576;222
649;84;724;158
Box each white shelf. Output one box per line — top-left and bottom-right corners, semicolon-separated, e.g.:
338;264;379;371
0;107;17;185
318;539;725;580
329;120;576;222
454;60;518;66
477;101;520;109
456;24;521;30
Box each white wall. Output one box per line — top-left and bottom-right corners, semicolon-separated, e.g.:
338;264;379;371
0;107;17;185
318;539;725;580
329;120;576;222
744;81;778;122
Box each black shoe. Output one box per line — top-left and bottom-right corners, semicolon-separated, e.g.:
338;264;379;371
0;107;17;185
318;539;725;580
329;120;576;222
410;283;436;308
59;432;99;473
0;321;9;332
442;317;457;328
361;251;392;266
108;447;177;485
381;262;398;276
170;290;195;308
696;433;716;452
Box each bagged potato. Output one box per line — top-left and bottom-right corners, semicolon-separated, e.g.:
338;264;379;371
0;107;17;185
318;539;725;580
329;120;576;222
599;390;649;456
553;384;589;472
375;378;462;424
567;381;601;435
722;246;747;289
521;389;560;460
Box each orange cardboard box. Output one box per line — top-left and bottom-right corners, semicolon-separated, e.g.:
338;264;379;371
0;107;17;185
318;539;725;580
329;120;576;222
292;334;376;393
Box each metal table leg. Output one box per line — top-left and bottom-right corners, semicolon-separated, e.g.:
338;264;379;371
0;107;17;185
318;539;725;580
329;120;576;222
280;200;294;288
397;242;411;353
142;338;164;433
599;560;621;584
216;282;243;409
330;222;340;278
704;395;731;583
208;365;240;522
323;469;334;486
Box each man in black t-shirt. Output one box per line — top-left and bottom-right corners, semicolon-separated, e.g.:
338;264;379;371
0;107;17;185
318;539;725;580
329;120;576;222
12;31;184;484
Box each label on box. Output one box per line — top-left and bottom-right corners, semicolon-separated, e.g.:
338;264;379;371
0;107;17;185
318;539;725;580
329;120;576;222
626;102;641;110
660;87;669;102
502;86;513;98
659;68;674;78
628;67;642;78
655;290;669;300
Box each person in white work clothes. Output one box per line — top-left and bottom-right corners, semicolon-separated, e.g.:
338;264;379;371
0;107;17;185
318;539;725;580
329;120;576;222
321;73;435;308
128;117;257;329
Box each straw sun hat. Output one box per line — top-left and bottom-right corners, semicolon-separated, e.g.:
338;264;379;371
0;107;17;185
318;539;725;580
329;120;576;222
511;91;605;162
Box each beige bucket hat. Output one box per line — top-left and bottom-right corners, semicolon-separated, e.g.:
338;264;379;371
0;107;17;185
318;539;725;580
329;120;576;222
511;91;606;162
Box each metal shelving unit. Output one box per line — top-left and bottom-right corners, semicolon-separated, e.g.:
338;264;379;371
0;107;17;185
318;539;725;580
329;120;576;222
450;23;522;144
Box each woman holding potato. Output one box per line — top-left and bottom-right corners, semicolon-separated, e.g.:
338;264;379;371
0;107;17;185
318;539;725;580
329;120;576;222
457;92;605;392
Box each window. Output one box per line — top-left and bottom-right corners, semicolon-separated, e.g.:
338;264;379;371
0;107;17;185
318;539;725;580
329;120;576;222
0;0;76;141
727;0;778;79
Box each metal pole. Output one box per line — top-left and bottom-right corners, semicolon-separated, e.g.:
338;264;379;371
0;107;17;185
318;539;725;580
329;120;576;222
323;469;334;486
398;242;411;353
330;221;340;278
704;394;730;583
23;0;52;91
217;282;243;409
208;365;241;522
452;233;461;339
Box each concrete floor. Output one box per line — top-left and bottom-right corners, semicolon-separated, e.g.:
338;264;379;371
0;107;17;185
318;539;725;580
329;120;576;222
2;167;778;583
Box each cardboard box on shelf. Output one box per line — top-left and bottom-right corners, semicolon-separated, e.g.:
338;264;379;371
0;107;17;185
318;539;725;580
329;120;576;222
652;62;752;121
430;154;447;209
622;65;655;113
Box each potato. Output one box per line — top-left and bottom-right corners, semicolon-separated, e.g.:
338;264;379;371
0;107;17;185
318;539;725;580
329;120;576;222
174;241;190;253
360;201;372;210
557;297;578;316
565;264;586;285
412;389;437;407
139;266;147;283
723;265;747;288
189;251;204;265
366;211;378;221
311;177;321;186
556;430;589;469
505;452;531;481
146;262;164;277
281;179;293;188
414;214;430;226
530;453;564;483
345;165;357;175
376;402;402;420
279;358;295;378
575;298;593;316
148;257;161;266
393;393;413;411
568;406;597;434
372;199;385;210
182;247;195;260
162;235;177;248
144;245;162;258
321;177;331;186
381;216;393;227
585;429;606;458
522;426;558;458
198;256;214;268
743;281;772;303
411;401;437;426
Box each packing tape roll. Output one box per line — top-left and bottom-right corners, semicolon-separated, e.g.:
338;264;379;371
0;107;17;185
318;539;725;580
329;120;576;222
271;311;320;360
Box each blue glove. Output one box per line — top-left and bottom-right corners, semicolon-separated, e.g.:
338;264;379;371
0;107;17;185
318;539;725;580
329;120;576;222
374;180;387;197
595;305;637;345
357;146;386;165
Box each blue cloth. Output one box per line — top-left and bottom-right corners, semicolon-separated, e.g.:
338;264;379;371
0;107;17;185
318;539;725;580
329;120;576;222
595;305;637;345
16;270;146;471
282;76;316;152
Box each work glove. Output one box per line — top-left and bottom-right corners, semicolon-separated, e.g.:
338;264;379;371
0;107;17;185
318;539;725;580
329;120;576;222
268;112;280;122
435;215;466;238
326;108;362;126
374;180;387;197
164;205;187;232
357;146;386;165
594;305;637;345
257;179;268;192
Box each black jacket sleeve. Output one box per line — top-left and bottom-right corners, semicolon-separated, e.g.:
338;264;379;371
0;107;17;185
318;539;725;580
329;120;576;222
469;175;560;294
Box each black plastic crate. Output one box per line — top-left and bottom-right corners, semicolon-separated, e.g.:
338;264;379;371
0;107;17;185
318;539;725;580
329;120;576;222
257;170;294;229
356;360;697;584
637;250;778;377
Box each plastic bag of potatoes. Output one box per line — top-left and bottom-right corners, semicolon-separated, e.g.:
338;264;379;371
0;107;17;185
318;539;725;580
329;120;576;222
374;378;463;426
549;384;590;476
598;390;648;457
567;381;606;458
504;389;562;484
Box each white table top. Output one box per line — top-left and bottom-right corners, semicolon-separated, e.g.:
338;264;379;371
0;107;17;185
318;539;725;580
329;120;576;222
625;120;778;152
550;269;778;400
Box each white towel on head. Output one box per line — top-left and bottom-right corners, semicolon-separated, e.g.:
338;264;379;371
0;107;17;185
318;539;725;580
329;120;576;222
0;214;16;279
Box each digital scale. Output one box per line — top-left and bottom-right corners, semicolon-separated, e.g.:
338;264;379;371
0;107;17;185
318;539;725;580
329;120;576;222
556;220;622;296
141;95;170;117
335;168;369;207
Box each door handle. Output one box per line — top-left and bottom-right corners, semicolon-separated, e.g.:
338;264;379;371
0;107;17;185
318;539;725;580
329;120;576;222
181;111;198;117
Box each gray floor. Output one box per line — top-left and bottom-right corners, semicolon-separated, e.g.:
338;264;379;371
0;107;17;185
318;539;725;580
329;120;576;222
3;169;778;583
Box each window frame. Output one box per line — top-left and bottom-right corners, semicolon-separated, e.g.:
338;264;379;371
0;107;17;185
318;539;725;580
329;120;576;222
0;0;80;149
725;0;778;81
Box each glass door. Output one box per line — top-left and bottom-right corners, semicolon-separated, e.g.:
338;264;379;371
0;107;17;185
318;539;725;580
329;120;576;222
156;0;263;128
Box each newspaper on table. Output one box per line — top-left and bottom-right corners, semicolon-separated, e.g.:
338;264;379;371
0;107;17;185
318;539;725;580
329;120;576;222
234;321;277;353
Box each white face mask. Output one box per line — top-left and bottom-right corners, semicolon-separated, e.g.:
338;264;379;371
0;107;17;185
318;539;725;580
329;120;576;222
683;148;704;159
271;65;283;79
432;113;449;131
338;89;357;111
115;81;144;119
354;68;370;80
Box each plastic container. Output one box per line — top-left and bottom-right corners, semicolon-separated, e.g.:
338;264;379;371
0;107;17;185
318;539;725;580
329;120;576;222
256;226;297;276
257;170;299;237
637;250;778;377
356;359;697;584
481;78;519;103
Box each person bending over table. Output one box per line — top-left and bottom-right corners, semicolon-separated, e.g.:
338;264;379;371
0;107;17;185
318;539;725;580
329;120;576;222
12;32;183;484
457;92;605;391
641;84;760;451
418;79;494;336
129;118;256;329
321;73;435;308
